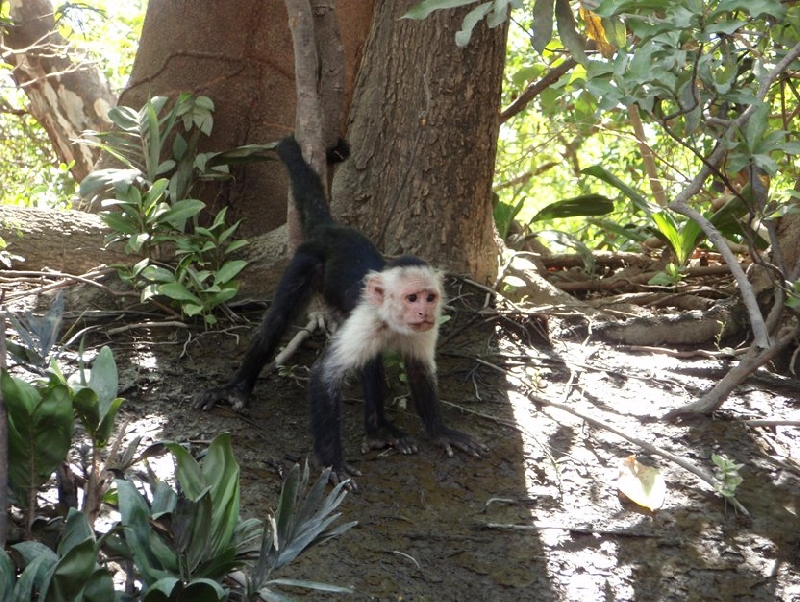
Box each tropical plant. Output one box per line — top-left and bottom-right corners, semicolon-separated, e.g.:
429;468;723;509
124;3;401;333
111;435;356;601
0;366;75;535
0;509;115;602
79;94;261;326
246;462;357;601
2;295;128;535
5;291;65;369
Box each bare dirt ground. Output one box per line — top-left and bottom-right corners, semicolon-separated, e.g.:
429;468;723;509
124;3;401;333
103;289;800;602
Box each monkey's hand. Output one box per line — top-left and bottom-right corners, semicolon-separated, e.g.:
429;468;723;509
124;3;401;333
432;427;488;459
193;383;250;413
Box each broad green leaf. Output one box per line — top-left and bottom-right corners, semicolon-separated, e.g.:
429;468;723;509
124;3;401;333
8;547;57;601
3;374;74;502
555;0;586;65
164;199;206;230
403;0;480;20
530;194;614;222
531;0;555;53
141;264;176;284
213;260;247;285
455;2;493;47
116;480;174;586
157;282;201;303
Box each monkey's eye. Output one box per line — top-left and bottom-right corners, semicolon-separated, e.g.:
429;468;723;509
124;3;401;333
426;293;437;303
407;294;418;303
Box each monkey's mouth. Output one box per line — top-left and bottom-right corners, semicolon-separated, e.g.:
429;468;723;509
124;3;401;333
410;321;435;332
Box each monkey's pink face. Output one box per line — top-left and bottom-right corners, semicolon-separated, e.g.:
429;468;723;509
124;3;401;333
401;285;440;332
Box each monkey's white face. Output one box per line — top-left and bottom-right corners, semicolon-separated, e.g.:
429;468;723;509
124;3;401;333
398;278;440;332
365;265;444;337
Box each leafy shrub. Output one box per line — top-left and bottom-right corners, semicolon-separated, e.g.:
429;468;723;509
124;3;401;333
79;94;269;326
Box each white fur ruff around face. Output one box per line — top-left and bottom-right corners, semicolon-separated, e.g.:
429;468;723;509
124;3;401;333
321;264;443;381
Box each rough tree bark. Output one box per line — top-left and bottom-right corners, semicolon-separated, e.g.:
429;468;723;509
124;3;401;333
2;0;117;181
332;0;506;284
0;206;127;274
119;0;373;239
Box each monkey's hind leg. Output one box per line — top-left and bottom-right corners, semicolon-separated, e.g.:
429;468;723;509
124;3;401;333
194;246;324;412
360;357;418;455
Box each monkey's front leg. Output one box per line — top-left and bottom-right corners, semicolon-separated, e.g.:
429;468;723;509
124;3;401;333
404;359;489;458
360;357;419;455
308;363;361;488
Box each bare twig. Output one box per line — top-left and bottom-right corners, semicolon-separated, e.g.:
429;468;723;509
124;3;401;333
0;294;8;546
667;41;800;351
0;267;124;301
106;320;190;336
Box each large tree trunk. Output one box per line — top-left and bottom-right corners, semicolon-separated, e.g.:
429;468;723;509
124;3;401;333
332;0;505;284
0;206;127;274
119;0;374;239
2;0;117;182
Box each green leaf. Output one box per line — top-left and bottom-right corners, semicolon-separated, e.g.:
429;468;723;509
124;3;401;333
84;346;119;407
199;433;241;557
107;105;140;131
530;194;615;222
650;210;701;264
555;0;586;64
142;264;177;284
204;143;276;167
224;239;249;254
116;479;174;586
266;577;354;594
144;577;227;602
163;199;206;230
8;544;57;601
143;100;163;180
455;2;493;46
402;0;480;20
43;510;107;602
530;0;555;53
582;165;655;215
2;373;74;502
213;260;247;286
157;282;201;303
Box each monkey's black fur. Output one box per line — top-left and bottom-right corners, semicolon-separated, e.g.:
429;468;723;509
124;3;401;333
196;136;483;481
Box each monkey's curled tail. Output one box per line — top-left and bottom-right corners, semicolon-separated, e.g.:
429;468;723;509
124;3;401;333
276;135;349;236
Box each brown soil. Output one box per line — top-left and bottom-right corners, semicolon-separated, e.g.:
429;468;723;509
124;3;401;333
106;298;800;601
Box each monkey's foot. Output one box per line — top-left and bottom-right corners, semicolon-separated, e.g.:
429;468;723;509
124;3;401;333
361;433;418;455
432;427;489;459
325;462;362;491
193;384;250;413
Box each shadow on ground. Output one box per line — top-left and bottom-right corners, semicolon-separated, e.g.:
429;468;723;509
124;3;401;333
103;301;800;601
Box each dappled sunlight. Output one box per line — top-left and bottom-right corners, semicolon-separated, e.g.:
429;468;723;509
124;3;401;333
495;331;800;599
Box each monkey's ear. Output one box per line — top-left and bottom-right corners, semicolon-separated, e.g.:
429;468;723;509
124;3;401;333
365;273;386;307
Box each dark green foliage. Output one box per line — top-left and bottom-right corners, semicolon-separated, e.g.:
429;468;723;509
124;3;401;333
0;510;115;602
79;94;262;326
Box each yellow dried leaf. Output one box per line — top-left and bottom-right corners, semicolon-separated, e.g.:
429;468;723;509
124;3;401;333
616;456;667;511
580;7;617;58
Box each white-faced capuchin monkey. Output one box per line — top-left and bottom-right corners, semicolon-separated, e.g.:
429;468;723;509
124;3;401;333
195;135;487;483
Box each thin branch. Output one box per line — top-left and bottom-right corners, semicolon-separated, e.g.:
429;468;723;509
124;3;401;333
0;294;9;547
667;41;800;350
500;57;577;123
